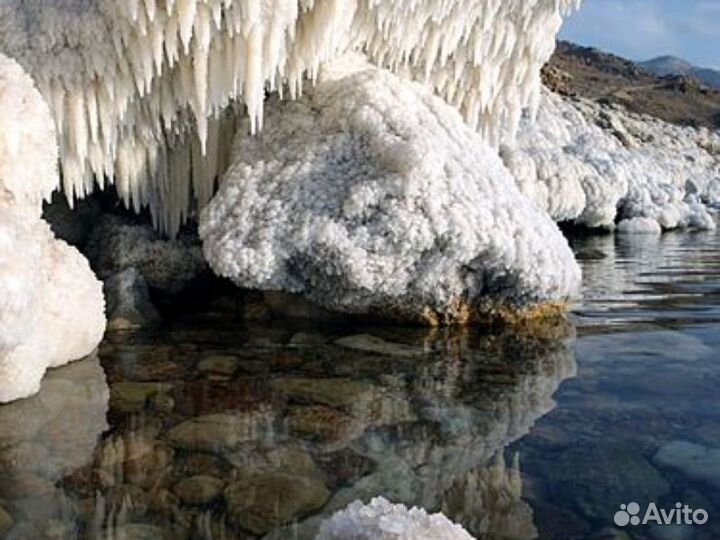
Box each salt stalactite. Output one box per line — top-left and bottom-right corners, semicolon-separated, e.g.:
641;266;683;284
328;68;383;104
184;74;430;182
0;54;106;403
504;90;720;231
0;0;579;236
353;0;581;147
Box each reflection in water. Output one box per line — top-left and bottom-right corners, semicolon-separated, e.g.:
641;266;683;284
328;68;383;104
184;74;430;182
0;356;108;539
442;455;536;540
3;231;720;540
0;321;576;540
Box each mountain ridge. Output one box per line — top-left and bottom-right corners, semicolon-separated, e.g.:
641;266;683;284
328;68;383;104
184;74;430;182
640;55;720;89
544;41;720;129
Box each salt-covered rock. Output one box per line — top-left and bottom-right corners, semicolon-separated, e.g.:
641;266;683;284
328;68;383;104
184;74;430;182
200;57;581;326
617;217;662;235
86;215;207;295
506;90;720;231
0;54;105;403
315;497;475;540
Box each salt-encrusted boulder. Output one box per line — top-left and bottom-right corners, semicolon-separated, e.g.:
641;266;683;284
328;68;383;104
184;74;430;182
0;54;105;403
315;498;475;540
200;57;581;326
617;217;662;235
86;215;207;295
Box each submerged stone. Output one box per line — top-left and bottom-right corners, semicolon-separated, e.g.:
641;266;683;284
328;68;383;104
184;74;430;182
197;355;239;376
173;475;225;506
166;411;273;454
225;473;330;534
102;524;166;540
110;382;173;414
0;506;12;536
335;335;426;358
270;378;374;409
653;440;720;489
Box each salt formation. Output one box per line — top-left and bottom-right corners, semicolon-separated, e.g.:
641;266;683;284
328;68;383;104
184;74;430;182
0;0;578;235
504;90;720;231
315;497;475;540
200;57;581;325
617;217;662;235
0;54;105;403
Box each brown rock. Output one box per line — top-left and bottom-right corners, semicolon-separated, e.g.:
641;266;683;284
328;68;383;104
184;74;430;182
110;382;174;414
224;473;330;534
0;505;13;536
270;378;373;409
287;405;363;446
173;475;225;506
198;355;239;376
147;488;180;517
166;411;273;453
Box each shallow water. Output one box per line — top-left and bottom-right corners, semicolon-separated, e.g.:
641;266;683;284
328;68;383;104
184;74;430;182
0;231;719;540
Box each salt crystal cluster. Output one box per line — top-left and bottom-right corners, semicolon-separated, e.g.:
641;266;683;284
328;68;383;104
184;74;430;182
315;497;476;540
504;90;720;231
200;56;581;325
0;53;105;403
0;0;578;236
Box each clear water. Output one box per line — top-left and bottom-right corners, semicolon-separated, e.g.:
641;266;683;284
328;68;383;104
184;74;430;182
0;231;719;540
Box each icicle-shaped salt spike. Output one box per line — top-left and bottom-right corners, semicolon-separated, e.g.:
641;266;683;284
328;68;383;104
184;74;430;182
177;0;197;53
145;0;157;22
245;25;263;135
129;0;140;21
10;0;580;237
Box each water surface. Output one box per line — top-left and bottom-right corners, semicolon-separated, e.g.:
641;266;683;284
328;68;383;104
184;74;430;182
0;231;719;540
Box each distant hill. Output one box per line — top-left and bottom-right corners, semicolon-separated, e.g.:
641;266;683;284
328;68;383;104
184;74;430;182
640;56;720;89
543;42;720;129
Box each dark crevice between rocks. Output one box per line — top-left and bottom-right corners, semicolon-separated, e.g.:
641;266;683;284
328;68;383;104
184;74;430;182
42;187;241;331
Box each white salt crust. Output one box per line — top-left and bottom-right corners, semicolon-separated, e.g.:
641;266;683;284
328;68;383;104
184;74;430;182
504;90;720;231
200;56;581;323
0;54;105;403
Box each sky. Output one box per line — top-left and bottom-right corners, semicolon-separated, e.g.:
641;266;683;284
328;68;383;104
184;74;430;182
559;0;720;69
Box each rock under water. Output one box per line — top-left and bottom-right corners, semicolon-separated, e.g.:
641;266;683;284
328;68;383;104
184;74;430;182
200;56;581;326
